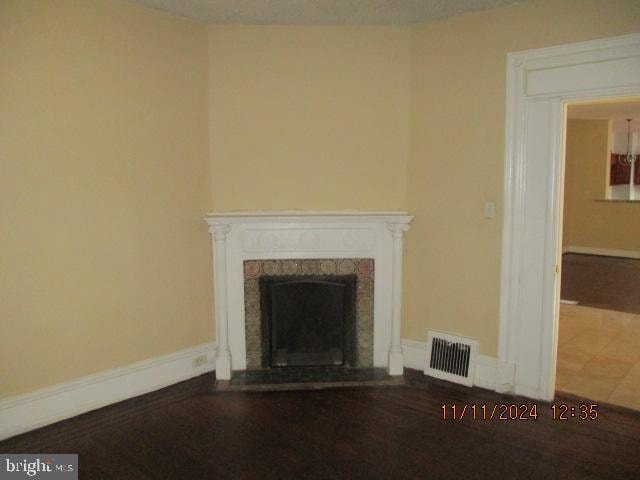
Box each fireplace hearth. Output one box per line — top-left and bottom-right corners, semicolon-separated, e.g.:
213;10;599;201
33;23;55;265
219;366;404;391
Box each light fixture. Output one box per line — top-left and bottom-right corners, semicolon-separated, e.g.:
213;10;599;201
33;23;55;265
619;118;635;167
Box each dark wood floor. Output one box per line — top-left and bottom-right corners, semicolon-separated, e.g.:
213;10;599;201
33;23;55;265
2;371;640;479
561;253;640;314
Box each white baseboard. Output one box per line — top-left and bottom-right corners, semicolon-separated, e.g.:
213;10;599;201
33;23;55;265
563;245;640;259
400;339;429;370
474;355;498;390
0;342;216;441
1;339;496;441
401;338;497;390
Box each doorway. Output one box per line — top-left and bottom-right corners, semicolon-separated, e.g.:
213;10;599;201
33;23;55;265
556;99;640;409
498;33;640;400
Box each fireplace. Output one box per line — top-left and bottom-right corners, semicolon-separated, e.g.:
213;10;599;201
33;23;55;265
205;211;412;380
260;275;357;368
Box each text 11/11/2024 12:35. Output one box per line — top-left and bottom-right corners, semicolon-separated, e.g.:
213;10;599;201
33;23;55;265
441;403;599;421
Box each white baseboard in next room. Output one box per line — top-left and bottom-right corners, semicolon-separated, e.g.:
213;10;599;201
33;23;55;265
563;246;640;259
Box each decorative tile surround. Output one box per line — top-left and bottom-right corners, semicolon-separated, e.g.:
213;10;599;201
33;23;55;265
243;258;375;369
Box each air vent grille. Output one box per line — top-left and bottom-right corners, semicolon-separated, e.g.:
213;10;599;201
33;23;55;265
425;331;478;387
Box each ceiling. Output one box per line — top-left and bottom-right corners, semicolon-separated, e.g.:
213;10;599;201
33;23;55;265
126;0;523;25
568;99;640;121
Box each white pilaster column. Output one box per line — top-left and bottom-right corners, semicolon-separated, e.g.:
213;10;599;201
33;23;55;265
210;224;232;380
387;223;410;376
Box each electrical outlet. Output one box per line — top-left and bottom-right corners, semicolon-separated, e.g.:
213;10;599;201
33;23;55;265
192;354;208;368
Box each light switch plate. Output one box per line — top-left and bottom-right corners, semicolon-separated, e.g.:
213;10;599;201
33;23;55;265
484;201;496;218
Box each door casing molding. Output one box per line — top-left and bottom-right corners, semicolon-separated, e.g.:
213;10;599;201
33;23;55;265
498;33;640;400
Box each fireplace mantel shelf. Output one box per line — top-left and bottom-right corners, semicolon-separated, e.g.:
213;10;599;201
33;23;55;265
206;210;412;224
204;210;413;381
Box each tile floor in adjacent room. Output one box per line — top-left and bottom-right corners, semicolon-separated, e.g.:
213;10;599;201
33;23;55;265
557;304;640;410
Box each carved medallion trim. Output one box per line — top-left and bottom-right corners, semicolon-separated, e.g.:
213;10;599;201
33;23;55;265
242;229;376;253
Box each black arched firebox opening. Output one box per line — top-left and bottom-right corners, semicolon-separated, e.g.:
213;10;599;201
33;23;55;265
260;275;357;368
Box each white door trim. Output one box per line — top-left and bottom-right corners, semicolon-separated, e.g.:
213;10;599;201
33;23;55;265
498;33;640;400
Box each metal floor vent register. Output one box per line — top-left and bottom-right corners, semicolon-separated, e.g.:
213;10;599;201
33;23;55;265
424;331;478;387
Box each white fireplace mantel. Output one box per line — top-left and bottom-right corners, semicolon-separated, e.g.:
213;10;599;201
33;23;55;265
205;210;413;380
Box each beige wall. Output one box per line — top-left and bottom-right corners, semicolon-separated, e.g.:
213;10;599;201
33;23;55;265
405;0;640;355
3;0;640;400
208;26;409;211
563;119;640;252
0;0;212;398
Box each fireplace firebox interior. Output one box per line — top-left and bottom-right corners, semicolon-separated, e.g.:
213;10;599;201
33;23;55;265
260;275;357;368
